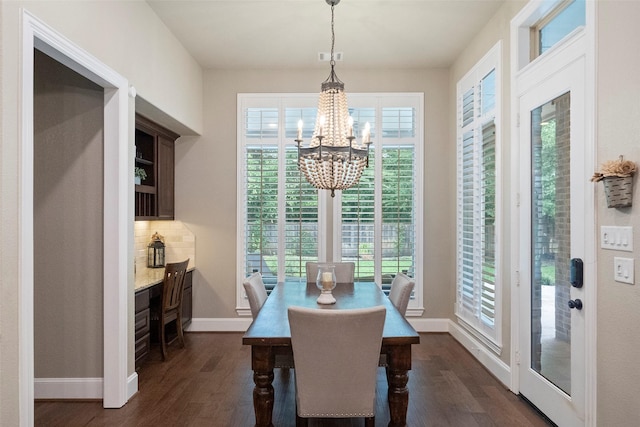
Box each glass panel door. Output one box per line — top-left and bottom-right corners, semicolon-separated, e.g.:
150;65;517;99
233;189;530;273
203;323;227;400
531;93;572;394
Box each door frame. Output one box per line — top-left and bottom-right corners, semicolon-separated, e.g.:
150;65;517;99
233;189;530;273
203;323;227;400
20;9;131;423
509;0;597;425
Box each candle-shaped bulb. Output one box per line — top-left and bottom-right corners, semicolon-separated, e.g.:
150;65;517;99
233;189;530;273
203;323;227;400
319;115;326;136
297;119;303;140
348;116;354;137
363;122;371;143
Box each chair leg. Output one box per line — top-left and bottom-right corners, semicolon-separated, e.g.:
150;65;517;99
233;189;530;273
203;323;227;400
176;311;185;349
295;414;308;427
160;316;167;361
365;416;375;427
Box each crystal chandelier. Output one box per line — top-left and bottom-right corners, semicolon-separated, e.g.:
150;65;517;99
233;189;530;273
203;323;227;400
296;0;371;197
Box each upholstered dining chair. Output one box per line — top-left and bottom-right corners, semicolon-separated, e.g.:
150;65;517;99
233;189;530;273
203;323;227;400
288;305;386;427
379;272;415;368
242;272;268;319
388;272;415;317
155;259;190;361
243;272;294;369
305;261;355;284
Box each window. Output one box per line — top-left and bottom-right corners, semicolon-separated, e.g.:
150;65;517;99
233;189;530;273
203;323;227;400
531;0;586;59
456;42;501;349
238;94;423;314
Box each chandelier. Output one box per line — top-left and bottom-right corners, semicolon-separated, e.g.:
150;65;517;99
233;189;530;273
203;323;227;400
296;0;371;197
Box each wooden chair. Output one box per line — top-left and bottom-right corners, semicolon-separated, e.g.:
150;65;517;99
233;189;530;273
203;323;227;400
305;261;355;284
243;272;294;369
156;259;190;361
288;305;386;427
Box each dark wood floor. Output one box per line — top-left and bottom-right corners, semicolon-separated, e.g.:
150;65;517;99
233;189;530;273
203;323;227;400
35;332;551;426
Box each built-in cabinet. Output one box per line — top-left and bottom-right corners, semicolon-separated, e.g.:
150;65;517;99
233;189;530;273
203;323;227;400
134;270;193;369
135;114;178;220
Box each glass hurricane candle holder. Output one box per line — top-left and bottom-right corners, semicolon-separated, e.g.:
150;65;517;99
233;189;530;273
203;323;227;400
316;264;337;305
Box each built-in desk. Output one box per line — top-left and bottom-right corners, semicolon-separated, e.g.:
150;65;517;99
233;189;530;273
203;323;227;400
134;266;194;368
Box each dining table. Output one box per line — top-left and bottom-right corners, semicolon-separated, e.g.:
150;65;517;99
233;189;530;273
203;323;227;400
242;280;420;427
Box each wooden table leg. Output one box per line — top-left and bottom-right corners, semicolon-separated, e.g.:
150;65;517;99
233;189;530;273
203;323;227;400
386;344;412;427
251;346;275;427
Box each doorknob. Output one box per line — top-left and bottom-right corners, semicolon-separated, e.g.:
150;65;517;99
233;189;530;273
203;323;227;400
568;299;583;310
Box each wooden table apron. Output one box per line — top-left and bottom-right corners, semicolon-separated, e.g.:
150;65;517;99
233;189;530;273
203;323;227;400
242;281;420;427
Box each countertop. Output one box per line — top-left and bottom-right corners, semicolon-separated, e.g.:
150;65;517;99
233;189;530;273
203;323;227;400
135;265;195;292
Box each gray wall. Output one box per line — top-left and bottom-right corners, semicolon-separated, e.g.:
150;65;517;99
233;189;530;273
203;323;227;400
595;1;640;424
33;50;104;378
449;0;526;366
175;67;453;320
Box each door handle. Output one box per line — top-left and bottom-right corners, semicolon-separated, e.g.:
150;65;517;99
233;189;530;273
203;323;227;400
570;258;583;288
568;299;583;310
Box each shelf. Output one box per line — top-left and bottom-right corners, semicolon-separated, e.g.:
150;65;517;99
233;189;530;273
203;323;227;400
135;184;156;194
135;157;153;165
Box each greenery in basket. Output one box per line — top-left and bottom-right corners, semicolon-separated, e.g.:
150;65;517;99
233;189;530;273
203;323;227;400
590;155;636;182
134;167;147;181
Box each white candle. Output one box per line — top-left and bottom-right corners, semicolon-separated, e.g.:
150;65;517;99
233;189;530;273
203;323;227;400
363;122;371;143
297;119;303;140
319;115;326;136
348;116;354;137
322;271;333;282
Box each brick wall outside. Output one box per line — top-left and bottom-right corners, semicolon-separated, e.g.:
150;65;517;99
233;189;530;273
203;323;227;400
554;92;572;342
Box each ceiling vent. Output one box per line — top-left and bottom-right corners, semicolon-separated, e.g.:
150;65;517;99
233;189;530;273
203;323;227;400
318;52;343;61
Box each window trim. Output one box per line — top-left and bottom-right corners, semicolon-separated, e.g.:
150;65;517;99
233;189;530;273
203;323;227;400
237;93;424;316
455;41;503;352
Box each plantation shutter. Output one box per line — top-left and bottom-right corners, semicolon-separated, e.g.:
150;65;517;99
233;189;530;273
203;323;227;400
481;122;496;327
455;43;501;346
244;145;279;282
381;145;415;285
459;128;478;315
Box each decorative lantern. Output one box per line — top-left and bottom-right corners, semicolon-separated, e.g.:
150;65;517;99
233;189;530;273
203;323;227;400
315;264;337;305
147;232;165;268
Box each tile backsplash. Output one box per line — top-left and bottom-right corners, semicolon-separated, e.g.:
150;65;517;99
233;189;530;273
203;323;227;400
134;221;195;270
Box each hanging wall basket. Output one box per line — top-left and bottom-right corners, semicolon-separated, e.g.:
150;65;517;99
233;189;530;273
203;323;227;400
602;176;633;208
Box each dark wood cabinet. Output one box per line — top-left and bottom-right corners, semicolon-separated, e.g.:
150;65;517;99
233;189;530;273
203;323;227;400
182;270;193;329
134;289;151;369
134;270;194;369
135;114;178;220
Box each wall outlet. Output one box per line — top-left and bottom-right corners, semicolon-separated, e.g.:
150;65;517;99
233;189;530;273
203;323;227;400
614;257;634;285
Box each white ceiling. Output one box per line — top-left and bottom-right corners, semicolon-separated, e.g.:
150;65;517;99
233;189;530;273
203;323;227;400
146;0;505;70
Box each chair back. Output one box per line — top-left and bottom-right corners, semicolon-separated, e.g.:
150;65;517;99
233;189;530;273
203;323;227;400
305;261;355;284
162;260;190;313
243;272;268;319
388;272;415;317
288;305;385;418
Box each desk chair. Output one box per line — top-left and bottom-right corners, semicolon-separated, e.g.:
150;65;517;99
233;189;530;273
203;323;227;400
288;305;385;427
243;272;294;369
156;259;189;361
305;261;355;284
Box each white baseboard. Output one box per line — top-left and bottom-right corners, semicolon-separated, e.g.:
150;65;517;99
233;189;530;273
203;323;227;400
187;317;252;332
448;320;512;387
187;317;451;333
127;372;138;400
35;377;103;400
407;317;450;332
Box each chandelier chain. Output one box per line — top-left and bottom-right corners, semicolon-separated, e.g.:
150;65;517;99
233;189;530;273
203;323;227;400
330;3;336;67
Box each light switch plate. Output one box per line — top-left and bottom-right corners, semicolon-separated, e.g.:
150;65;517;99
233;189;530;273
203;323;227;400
614;257;634;285
601;226;633;252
